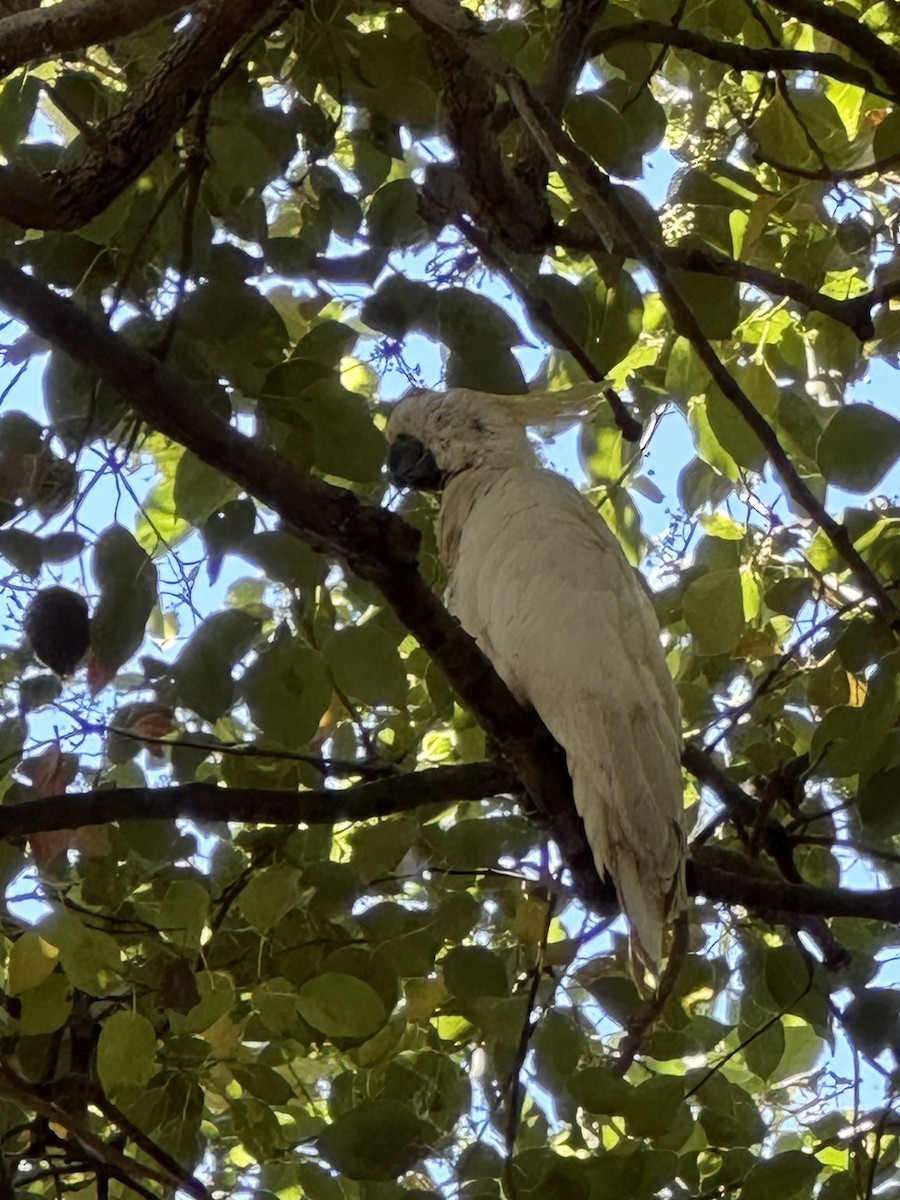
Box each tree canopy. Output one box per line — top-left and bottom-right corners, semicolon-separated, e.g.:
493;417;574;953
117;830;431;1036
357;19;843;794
0;0;899;1196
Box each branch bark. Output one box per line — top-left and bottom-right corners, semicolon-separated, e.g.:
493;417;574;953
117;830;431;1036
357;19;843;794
0;0;274;230
0;764;518;837
690;856;900;923
4;769;898;924
586;19;894;100
658;243;880;341
766;0;900;99
0;0;188;75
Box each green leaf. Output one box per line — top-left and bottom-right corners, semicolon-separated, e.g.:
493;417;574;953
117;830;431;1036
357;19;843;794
175;609;261;721
696;1077;767;1147
841;989;900;1057
361;275;435;338
158;880;209;950
0;529;43;576
324;624;407;706
565;94;634;176
261;361;385;482
874;108;900;161
442;946;508;1000
41;531;86;563
367;179;427;249
741;1015;785;1080
232;1064;294;1105
317;1101;436;1180
0;410;43;454
18;973;72;1035
435;289;523;351
238;863;302;934
817;404;900;492
253;977;301;1034
672;266;741;340
176;281;288;393
568;1067;632;1114
240;530;321;589
683;568;744;655
242;631;332;746
44;350;126;451
705;386;766;473
858;765;900;831
171;971;235;1034
174;451;239;527
295;320;358;365
91;526;157;675
97;1011;158;1095
530;275;591;348
231;1097;282;1161
40;911;121;995
296;973;388;1038
531;1010;584;1087
0;75;41;157
740;1151;820;1200
624;1075;685;1138
446;346;529;395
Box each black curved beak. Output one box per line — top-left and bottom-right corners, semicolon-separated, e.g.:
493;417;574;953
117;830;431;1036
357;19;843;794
387;434;445;491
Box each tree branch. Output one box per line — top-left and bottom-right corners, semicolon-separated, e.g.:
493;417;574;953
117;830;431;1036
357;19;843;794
690;855;900;923
659;243;880;342
504;71;900;629
0;1062;207;1200
0;0;188;75
539;0;610;115
0;0;274;230
402;0;553;252
766;0;900;99
0;764;518;837
586;19;895;101
681;741;801;883
4;769;898;924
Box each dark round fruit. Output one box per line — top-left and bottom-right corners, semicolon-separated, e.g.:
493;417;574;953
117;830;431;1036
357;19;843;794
23;586;91;676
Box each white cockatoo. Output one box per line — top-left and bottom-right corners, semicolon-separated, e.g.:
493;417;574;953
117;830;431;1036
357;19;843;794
386;386;686;966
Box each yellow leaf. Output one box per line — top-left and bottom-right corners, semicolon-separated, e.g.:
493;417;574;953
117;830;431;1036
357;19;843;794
847;674;868;707
202;1013;242;1059
8;932;60;994
405;977;447;1024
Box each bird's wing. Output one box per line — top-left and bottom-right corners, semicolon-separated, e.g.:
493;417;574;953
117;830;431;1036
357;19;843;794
441;464;685;963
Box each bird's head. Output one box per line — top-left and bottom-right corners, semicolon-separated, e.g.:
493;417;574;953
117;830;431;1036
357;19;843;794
385;388;536;491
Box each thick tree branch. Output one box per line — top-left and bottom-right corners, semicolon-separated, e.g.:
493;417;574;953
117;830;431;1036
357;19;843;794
0;764;518;837
4;770;898;923
403;0;553;252
690;856;900;923
0;0;274;230
540;0;610;115
505;72;900;629
0;0;188;75
766;0;900;98
587;19;894;101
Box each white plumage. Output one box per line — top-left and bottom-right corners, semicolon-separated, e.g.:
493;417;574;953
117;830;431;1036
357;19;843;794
387;387;686;966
